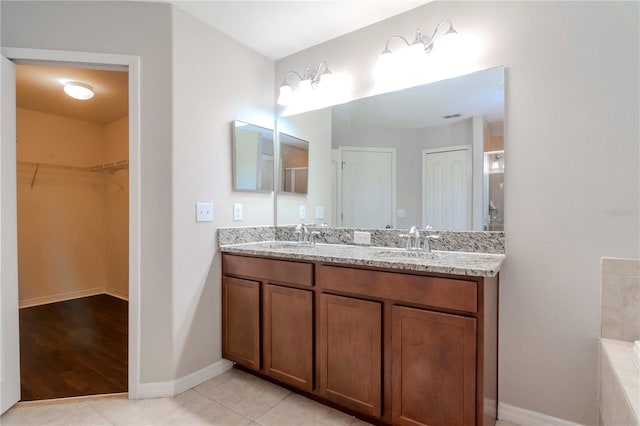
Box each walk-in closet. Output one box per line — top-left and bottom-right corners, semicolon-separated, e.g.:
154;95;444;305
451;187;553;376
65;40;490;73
15;64;129;400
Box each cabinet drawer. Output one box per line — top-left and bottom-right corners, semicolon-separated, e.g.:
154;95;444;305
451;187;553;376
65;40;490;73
317;264;477;313
223;253;313;286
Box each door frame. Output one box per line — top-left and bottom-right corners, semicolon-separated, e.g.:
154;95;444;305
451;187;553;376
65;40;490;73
1;47;142;399
336;146;397;228
421;145;472;230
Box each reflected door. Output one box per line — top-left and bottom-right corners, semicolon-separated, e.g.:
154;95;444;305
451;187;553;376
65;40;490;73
422;147;471;230
340;148;395;228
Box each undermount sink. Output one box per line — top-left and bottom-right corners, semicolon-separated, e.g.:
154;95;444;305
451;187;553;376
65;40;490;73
372;249;445;260
258;241;314;250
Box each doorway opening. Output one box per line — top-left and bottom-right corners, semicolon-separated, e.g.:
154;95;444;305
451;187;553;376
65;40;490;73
15;63;129;400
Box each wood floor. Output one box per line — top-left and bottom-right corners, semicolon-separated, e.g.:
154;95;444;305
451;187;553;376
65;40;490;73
19;294;128;401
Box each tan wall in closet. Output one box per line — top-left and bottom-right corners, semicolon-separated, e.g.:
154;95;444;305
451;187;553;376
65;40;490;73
16;108;128;307
105;117;129;298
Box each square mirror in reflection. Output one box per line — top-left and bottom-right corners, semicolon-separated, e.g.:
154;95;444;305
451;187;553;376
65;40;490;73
279;133;309;195
232;121;274;192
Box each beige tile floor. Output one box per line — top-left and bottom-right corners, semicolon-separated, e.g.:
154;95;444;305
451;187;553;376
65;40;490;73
1;367;519;425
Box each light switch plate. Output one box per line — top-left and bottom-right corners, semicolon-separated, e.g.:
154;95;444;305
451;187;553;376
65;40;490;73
353;231;371;245
315;206;325;220
397;208;407;218
299;205;306;220
233;203;243;221
196;202;213;222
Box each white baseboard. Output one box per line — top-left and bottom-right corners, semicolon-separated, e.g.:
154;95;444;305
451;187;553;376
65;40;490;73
173;358;233;394
105;287;129;301
137;359;233;399
498;402;584;426
19;287;104;308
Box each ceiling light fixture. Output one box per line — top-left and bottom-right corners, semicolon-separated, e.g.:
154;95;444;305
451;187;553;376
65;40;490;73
63;82;94;100
277;61;332;106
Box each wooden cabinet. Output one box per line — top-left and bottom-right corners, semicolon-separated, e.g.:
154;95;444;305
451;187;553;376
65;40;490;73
222;254;314;392
263;284;313;391
318;293;382;416
221;252;498;426
392;306;476;426
222;276;260;371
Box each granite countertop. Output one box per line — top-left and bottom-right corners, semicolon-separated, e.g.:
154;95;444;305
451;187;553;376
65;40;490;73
219;241;505;278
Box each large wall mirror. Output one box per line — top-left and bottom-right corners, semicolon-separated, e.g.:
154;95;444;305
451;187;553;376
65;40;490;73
276;66;505;231
232;120;275;192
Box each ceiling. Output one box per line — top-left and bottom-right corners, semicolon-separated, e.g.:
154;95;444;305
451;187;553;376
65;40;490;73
16;64;128;124
171;1;431;60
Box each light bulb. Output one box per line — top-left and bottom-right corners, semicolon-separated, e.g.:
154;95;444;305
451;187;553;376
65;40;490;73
64;82;94;100
320;70;333;86
298;79;312;94
374;49;394;82
277;84;292;106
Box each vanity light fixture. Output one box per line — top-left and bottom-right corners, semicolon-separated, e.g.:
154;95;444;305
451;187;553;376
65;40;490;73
375;20;477;83
277;61;333;106
63;81;94;100
379;20;460;61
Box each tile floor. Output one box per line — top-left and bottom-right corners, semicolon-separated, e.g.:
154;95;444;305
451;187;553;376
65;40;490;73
1;367;519;425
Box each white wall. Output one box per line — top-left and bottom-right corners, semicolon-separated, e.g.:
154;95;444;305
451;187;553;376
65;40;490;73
2;0;175;383
277;108;333;226
276;2;640;424
170;7;274;378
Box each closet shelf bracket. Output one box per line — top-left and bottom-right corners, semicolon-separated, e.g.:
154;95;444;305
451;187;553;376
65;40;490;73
30;163;40;190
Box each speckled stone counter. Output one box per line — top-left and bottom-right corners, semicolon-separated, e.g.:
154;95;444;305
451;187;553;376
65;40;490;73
218;226;505;254
219;241;505;278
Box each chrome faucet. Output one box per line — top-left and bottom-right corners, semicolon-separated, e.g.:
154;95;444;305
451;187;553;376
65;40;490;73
295;224;308;243
399;225;440;252
294;224;320;245
399;226;422;250
422;225;440;253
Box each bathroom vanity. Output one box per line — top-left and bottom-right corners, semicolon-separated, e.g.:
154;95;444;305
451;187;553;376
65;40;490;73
220;240;503;426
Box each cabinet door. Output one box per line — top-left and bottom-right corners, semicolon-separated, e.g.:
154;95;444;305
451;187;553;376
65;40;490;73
392;306;476;426
318;293;382;417
222;276;260;371
263;284;313;391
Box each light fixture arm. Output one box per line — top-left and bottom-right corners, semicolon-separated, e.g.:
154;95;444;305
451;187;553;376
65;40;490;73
382;35;413;52
281;70;304;86
381;20;457;54
280;61;331;87
422;20;456;52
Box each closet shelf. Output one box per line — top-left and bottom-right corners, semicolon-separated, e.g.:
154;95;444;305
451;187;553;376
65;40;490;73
18;160;129;190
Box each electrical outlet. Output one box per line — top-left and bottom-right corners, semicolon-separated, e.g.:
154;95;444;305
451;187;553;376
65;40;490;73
397;208;407;218
353;231;371;245
315;206;325;220
196;202;213;222
299;205;306;220
233;203;243;221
